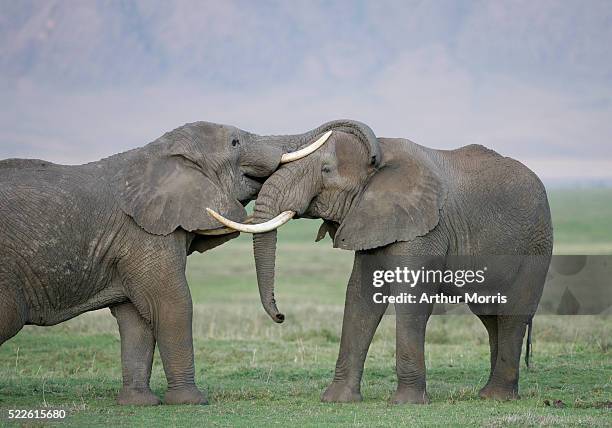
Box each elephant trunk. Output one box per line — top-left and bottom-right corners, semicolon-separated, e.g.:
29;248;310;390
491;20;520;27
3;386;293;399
256;119;381;168
252;182;285;323
253;230;283;322
251;162;314;323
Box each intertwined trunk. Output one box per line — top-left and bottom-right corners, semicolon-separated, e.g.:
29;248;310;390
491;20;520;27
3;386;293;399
255;120;380;166
251;164;306;323
251;120;380;322
253;230;282;321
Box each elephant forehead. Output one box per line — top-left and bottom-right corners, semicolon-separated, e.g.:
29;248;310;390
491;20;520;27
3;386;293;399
333;133;370;175
175;122;232;152
189;121;230;137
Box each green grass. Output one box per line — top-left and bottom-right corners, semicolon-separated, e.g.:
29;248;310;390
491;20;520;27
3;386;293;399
1;188;611;427
548;188;612;254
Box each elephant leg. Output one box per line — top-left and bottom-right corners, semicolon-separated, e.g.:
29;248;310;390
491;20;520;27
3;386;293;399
391;309;432;405
389;247;443;404
477;314;499;380
322;254;389;403
110;302;160;406
125;258;206;405
0;284;27;347
478;258;546;400
478;315;527;400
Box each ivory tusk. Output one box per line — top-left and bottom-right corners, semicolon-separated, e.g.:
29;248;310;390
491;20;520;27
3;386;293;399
206;208;295;233
194;216;254;235
280;130;332;163
194;226;239;236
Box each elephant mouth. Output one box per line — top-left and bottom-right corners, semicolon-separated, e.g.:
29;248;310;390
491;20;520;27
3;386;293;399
244;174;266;192
245;173;267;185
238;174;265;203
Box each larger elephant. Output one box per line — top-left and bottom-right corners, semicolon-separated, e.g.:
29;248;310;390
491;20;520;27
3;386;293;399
210;122;553;403
0;119;358;405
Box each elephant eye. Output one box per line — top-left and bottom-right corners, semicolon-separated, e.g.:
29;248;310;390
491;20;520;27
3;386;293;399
231;138;240;147
322;165;331;174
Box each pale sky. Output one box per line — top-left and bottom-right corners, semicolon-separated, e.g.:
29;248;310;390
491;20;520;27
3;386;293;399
1;0;611;183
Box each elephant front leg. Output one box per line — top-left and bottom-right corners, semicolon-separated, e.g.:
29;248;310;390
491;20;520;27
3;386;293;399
391;308;432;405
322;255;389;403
127;267;207;405
110;302;160;406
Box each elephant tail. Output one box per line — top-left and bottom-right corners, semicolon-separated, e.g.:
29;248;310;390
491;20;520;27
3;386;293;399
525;319;533;368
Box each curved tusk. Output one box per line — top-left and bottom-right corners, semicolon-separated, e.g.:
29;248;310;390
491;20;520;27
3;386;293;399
280;130;332;163
194;216;254;235
195;226;238;236
206;208;295;233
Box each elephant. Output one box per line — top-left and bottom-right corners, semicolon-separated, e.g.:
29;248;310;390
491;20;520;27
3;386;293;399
0;119;349;405
209;121;553;404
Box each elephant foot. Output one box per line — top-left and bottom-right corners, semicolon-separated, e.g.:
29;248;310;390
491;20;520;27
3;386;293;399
390;387;430;405
164;386;208;405
478;384;519;400
321;382;362;403
117;386;161;406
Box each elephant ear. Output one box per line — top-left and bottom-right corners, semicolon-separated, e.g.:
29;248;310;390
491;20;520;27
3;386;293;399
315;220;339;242
333;143;446;251
111;150;246;236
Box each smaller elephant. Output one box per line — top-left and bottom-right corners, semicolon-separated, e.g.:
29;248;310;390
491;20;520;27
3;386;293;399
210;122;553;403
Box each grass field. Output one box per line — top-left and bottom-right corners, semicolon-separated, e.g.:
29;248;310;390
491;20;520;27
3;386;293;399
1;188;611;427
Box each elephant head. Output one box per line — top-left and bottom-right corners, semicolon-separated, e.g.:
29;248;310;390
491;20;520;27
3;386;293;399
207;122;447;322
107;121;344;240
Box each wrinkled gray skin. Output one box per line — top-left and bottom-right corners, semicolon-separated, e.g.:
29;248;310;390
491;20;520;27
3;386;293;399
0;120;358;406
251;125;553;404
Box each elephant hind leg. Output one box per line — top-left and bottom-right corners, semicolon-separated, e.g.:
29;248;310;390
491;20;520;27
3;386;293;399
110;302;160;406
479;258;547;400
0;284;27;346
478;315;528;400
477;314;499;380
